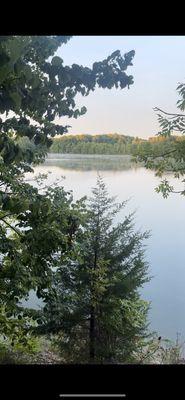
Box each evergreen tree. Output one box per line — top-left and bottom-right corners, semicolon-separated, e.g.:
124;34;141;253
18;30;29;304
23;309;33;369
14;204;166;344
41;176;150;363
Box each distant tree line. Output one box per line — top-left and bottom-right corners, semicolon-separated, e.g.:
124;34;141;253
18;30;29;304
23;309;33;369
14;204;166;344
49;133;185;156
49;133;133;154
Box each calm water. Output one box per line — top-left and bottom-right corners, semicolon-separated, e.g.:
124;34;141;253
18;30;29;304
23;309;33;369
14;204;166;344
26;154;185;343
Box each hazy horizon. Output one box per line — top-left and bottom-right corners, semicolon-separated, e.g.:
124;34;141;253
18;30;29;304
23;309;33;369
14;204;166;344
54;36;185;139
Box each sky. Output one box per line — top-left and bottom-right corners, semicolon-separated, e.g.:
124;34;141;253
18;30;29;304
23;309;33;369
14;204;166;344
55;36;185;139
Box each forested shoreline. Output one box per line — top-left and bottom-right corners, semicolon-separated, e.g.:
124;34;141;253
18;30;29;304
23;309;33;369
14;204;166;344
49;133;185;156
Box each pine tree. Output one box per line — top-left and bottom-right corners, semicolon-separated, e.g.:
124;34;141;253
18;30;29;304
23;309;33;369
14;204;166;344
41;176;150;363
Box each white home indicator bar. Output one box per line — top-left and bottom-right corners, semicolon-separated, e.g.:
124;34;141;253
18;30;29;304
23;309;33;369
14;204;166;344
59;395;126;398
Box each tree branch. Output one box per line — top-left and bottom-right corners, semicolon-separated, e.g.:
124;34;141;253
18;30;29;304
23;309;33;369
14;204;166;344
145;148;177;159
158;149;178;157
154;107;185;118
171;190;185;194
0;217;23;236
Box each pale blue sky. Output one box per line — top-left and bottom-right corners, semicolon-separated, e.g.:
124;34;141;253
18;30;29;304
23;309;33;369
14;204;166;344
56;36;185;139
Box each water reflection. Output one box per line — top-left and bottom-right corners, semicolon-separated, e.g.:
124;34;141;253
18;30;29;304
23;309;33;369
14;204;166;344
45;153;141;171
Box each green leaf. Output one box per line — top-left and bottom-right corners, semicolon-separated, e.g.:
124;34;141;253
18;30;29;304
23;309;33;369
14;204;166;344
9;91;22;110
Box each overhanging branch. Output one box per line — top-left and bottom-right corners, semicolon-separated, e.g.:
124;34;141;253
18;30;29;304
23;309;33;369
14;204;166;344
154;107;185;118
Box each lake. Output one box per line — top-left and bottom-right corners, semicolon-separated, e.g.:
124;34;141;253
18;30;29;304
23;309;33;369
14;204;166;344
26;154;185;344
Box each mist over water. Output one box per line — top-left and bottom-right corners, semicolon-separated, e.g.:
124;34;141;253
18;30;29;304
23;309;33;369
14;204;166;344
25;154;185;343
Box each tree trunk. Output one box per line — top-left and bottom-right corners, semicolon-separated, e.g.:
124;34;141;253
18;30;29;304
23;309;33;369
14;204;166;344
89;305;95;362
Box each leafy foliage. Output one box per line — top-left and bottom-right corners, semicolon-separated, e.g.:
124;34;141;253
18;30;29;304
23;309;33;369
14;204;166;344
133;83;185;197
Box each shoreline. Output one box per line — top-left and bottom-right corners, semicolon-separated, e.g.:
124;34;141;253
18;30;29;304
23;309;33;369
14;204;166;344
47;153;133;160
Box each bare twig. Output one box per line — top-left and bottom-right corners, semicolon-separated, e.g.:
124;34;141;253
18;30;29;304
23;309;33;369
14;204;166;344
154;107;185;118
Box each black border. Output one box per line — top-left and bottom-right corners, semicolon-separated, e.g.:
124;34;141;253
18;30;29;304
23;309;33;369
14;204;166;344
1;363;184;400
1;3;185;37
